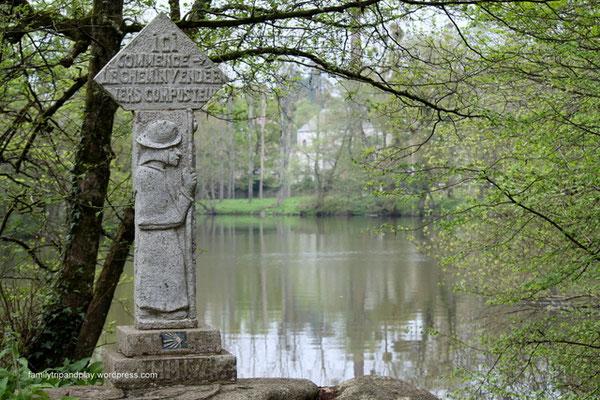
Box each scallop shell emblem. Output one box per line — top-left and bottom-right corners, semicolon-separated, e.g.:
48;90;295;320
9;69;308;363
161;332;187;350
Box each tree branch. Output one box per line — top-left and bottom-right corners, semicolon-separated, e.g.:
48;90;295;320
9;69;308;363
526;339;600;350
59;39;91;68
212;47;478;117
169;0;181;21
0;236;53;272
123;0;387;33
0;99;35;160
483;174;600;263
398;0;552;4
120;0;554;34
14;77;87;172
5;8;92;44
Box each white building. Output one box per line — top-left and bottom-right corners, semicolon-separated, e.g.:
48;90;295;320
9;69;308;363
295;109;390;170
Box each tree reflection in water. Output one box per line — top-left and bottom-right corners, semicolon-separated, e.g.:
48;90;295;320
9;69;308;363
192;216;484;397
102;216;484;397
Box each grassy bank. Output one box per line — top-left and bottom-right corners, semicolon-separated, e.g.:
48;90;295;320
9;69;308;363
200;196;312;215
197;195;461;216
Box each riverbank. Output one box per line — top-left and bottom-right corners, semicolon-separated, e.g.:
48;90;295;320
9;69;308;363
42;376;440;400
197;195;461;216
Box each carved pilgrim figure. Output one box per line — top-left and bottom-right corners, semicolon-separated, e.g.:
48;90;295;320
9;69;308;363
133;119;196;325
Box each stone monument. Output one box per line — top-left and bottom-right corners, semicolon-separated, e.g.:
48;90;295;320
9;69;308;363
95;12;236;388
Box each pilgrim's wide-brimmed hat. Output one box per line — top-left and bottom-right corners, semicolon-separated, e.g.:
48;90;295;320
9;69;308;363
136;120;181;149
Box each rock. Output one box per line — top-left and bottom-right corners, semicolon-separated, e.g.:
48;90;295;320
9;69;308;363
103;349;237;389
42;378;318;400
336;376;439;400
42;386;125;399
125;384;221;400
211;378;318;400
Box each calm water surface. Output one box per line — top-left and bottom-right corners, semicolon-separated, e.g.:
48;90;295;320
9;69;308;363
104;216;483;397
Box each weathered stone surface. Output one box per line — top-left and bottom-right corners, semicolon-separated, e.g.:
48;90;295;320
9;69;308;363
42;379;318;400
94;12;227;333
42;386;125;399
132;109;198;331
124;384;221;400
103;350;236;389
209;379;318;400
117;325;222;357
336;376;439;400
126;379;317;400
94;12;234;389
94;12;226;110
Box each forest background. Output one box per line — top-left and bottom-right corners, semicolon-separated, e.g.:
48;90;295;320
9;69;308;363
0;0;599;399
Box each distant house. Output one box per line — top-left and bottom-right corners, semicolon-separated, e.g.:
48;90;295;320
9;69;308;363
296;116;320;149
295;110;390;170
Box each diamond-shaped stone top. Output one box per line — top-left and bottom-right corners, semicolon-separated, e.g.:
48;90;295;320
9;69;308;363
95;13;226;110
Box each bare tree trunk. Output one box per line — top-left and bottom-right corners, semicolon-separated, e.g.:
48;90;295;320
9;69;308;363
209;176;216;201
246;93;254;202
276;94;294;203
219;166;225;201
168;0;181;21
74;207;134;359
350;9;362;70
219;130;225;202
200;166;208;199
313;74;324;207
227;106;235;199
258;91;266;199
315;131;348;211
27;0;124;370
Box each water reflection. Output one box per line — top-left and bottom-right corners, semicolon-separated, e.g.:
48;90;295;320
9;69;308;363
105;216;480;397
196;216;479;395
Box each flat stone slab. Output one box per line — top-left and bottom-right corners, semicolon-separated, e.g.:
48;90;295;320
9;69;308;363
117;325;222;357
42;386;126;400
103;350;236;389
41;375;439;400
335;376;439;400
42;378;318;400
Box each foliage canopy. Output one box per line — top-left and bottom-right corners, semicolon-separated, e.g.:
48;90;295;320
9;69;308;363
0;0;599;398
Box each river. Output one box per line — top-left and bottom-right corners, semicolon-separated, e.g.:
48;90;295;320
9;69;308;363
104;215;484;398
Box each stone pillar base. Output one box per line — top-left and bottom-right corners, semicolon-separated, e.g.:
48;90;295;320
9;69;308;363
104;350;236;389
104;325;236;389
116;325;222;357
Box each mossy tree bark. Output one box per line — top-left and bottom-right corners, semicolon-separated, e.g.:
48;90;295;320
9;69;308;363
27;0;125;370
